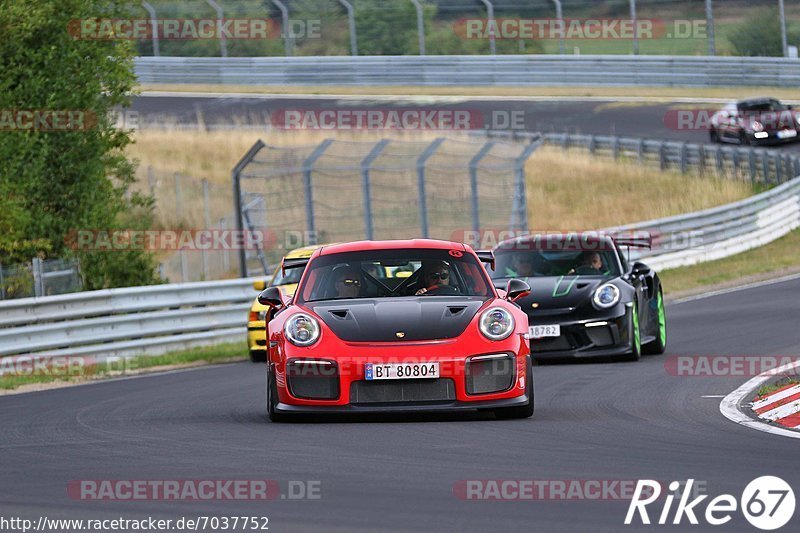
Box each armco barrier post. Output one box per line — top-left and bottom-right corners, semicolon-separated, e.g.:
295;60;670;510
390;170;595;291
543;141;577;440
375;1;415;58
416;138;445;238
361;140;389;240
202;179;211;280
762;153;770;184
749;151;757;184
32;258;43;298
302;139;334;245
469;141;495;233
232;140;266;278
272;0;294;56
511;137;542;231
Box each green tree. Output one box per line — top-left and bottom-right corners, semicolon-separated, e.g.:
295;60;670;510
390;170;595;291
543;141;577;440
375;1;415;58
729;8;800;57
0;0;160;289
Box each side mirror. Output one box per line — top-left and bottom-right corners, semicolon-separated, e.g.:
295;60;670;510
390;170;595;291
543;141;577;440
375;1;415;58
631;262;651;277
505;278;531;302
258;286;284;309
253;280;266;291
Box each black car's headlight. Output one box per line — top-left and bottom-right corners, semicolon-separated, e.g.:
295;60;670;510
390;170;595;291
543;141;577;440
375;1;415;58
592;283;620;309
479;307;515;341
284;313;320;347
750;120;764;132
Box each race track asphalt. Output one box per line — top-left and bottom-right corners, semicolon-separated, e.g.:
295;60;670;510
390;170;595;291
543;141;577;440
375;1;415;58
2;276;799;532
130;94;800;152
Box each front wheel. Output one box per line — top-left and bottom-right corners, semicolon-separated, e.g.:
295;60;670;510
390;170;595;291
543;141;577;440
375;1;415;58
266;364;290;422
642;287;667;355
494;357;534;419
625;302;642;362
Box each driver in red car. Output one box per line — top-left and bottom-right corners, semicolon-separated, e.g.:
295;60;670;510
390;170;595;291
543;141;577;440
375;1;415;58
415;260;452;295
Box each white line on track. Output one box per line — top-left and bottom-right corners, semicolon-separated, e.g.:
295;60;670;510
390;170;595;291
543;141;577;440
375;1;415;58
670;272;800;305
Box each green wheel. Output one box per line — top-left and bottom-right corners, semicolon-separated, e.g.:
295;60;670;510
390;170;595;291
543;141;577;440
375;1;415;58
643;287;667;355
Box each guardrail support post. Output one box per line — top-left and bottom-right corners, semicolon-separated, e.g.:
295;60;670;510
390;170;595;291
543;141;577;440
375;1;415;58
361;140;389;240
629;0;639;55
32;258;43;298
337;0;358;56
479;1;496;55
659;142;667;170
705;0;716;56
410;0;426;55
762;152;770;184
469;141;495;233
202;179;211;280
511;136;542;231
748;150;756;184
302;139;334;245
142;1;160;56
551;0;565;54
589;135;597;155
232;140;266;278
416;138;445;238
715;147;724;176
637;138;645;162
698;144;706;175
612;137;620;160
205;0;227;57
272;0;294;56
174;173;188;282
680;143;688;174
775;152;783;183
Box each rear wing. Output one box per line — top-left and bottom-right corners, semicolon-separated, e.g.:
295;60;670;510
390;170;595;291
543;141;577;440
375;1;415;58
612;232;652;250
475;250;495;269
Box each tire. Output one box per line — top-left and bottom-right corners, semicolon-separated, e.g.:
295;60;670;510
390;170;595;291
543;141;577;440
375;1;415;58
642;287;667;355
625;302;642;362
494;356;534;419
266;364;290;422
250;349;267;363
740;132;751;146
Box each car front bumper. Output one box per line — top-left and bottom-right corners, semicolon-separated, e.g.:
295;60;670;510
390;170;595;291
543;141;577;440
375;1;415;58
528;308;634;359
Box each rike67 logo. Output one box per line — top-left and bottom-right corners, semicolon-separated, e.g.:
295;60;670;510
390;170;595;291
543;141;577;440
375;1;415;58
625;477;795;530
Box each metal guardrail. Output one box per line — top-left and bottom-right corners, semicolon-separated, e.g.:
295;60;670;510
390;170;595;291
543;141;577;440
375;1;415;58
0;278;265;369
134;55;800;87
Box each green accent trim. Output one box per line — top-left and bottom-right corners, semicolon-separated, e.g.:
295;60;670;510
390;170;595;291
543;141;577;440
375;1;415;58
552;275;579;297
657;289;667;344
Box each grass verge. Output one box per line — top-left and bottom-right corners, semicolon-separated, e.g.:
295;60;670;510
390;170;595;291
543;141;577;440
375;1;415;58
0;342;247;392
756;378;800;402
661;228;800;296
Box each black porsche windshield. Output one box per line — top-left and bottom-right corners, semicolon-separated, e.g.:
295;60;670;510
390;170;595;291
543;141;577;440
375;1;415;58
297;249;493;304
490;248;621;279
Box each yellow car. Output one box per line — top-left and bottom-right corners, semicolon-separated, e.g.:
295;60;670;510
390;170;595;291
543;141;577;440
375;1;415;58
247;245;323;362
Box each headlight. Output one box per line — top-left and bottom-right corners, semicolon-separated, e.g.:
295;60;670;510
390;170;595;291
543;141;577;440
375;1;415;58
479;307;515;341
593;284;620;309
284;313;320;347
751;120;764;132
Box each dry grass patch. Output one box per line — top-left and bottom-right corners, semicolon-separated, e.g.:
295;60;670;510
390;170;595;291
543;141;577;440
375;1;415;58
129;129;753;232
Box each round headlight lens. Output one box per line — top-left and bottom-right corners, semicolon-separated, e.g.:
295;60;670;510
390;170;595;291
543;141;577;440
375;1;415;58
593;284;621;309
479;307;515;341
284;313;320;347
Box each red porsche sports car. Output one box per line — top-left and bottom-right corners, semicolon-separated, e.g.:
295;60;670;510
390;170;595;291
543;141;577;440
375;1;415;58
257;239;534;421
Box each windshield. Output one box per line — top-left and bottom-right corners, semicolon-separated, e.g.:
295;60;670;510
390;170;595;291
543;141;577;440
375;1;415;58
491;248;620;279
297;249;493;303
740;100;787;112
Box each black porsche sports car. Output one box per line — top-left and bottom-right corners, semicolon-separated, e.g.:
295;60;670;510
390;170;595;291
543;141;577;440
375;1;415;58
489;233;667;361
709;97;799;146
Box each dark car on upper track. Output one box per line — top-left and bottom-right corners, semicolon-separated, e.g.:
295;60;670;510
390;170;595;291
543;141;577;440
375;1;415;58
489;232;667;361
709;97;800;146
